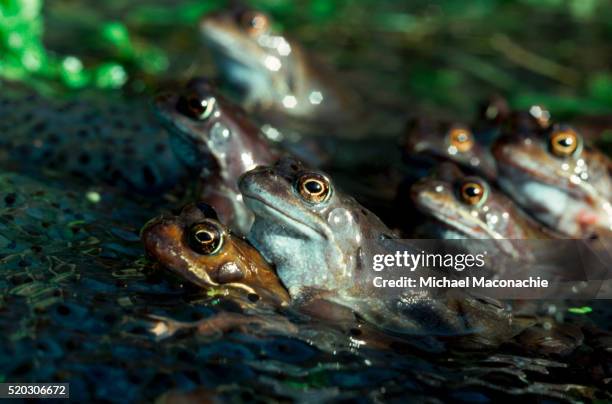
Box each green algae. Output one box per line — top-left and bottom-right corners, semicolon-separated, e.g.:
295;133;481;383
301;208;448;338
2;0;612;118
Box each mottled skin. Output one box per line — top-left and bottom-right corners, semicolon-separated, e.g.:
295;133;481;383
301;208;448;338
155;78;279;234
199;8;361;137
239;157;524;344
493;124;612;237
410;163;552;276
411;164;590;352
239;158;396;300
141;203;289;307
403;119;497;179
411;163;551;258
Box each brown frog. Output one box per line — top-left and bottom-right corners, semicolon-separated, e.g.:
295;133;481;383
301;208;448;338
403;119;497;180
493;124;612;238
411;163;551;240
141;202;289;307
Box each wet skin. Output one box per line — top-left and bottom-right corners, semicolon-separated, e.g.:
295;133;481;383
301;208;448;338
410;164;588;352
141;202;289;307
239;157;395;299
402;101;553;182
493;124;612;238
199;7;361;137
411;163;551;258
403;119;497;180
239;157;525;344
140;202;435;349
475;96;551;141
155;78;279;234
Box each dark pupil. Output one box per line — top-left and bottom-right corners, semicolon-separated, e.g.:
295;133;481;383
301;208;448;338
557;136;573;148
465;186;480;197
195;230;214;244
178;95;204;118
305;180;323;194
189;98;205;114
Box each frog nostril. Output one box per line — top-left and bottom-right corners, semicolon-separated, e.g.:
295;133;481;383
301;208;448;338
247;293;260;302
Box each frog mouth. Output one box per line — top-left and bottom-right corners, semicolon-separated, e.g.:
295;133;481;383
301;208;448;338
416;192;504;240
242;194;327;240
429;208;505;240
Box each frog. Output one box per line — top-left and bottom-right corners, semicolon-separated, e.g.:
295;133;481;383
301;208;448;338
199;7;364;138
410;163;551;254
140;202;414;348
493;123;612;238
141;202;290;307
407;163;578;297
475;95;552;141
409;163;594;350
239;157;530;347
403;118;498;180
154;78;280;234
401;101;555;182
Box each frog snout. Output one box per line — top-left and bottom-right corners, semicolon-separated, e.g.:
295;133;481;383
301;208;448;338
239;165;271;184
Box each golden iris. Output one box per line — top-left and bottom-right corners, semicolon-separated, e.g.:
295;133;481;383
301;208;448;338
448;127;474;152
296;174;331;204
188;221;223;255
460;181;487;206
549;129;580;158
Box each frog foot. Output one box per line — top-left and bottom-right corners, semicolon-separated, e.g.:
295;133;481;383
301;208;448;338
147;312;298;340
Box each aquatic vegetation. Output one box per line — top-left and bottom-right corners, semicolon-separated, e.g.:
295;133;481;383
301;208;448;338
1;0;117;89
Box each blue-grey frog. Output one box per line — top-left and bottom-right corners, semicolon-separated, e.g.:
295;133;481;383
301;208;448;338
238;157;530;347
199;7;365;138
155;78;280;234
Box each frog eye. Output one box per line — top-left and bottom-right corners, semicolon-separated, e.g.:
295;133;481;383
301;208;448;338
296;173;331;204
178;94;216;120
240;11;269;34
188;221;224;255
549;128;580;158
448;127;474;153
459;181;487;206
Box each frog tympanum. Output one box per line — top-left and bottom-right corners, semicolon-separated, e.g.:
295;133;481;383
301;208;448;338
141;202;289;306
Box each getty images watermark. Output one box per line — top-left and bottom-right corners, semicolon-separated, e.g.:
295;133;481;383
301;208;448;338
363;238;611;299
